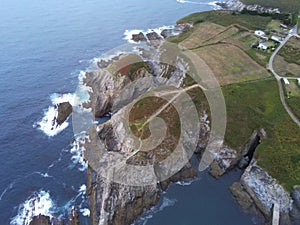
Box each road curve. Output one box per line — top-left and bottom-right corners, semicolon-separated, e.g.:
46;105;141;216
268;34;300;127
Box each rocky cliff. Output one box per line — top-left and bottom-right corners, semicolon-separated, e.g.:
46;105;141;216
219;0;280;13
81;30;213;225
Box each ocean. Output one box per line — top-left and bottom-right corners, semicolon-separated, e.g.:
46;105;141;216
0;0;260;224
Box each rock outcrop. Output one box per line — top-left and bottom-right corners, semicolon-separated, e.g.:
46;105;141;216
146;32;162;41
82;38;208;224
132;32;147;42
29;215;65;225
55;102;73;125
219;0;280;13
210;130;261;178
29;215;51;225
230;161;293;222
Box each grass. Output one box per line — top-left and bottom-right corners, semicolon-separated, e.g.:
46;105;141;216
273;55;300;77
223;78;300;191
108;54;151;79
179;22;226;49
193;43;270;85
170;10;300;190
240;0;300;13
178;10;272;31
282;80;300;120
120;11;300;190
174;11;273;67
274;36;300;77
278;36;300;65
128;96;181;163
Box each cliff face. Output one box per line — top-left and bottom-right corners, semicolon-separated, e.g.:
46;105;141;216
83;35;209;225
220;0;280;13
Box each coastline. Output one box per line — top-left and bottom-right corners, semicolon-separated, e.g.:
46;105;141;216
30;2;300;225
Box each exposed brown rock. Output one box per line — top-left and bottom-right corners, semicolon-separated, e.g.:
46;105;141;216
146;32;162;41
29;215;51;225
55;102;73;125
132;32;147;42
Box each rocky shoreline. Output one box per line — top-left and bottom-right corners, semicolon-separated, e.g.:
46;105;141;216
217;0;280;13
32;6;300;225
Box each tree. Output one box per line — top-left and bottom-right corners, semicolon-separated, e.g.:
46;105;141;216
291;13;299;26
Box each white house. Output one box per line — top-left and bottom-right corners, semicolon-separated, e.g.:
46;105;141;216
297;78;300;86
255;30;265;36
271;35;283;43
254;30;268;40
258;42;269;50
283;78;290;85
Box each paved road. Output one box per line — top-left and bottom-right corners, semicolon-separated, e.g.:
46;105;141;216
268;33;300;127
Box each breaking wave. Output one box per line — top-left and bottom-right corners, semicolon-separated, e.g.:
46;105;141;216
133;197;177;225
123;25;175;43
176;0;221;9
10;190;55;225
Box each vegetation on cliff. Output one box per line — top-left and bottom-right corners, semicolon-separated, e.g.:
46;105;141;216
240;0;300;13
170;10;300;191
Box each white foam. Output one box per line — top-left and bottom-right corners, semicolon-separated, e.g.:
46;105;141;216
36;105;70;137
133;197;176;225
176;180;194;186
123;25;175;44
208;1;222;9
10;191;55;225
78;184;87;194
70;136;88;171
124;29;144;43
36;70;94;137
176;0;220;7
80;208;90;217
176;0;203;4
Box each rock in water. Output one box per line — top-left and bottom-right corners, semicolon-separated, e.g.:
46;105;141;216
146;32;162;41
29;215;51;225
55;102;73;125
132;32;147;42
69;209;80;225
160;29;171;38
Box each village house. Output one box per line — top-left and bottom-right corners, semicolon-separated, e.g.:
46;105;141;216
254;30;268;40
271;35;284;43
258;42;269;50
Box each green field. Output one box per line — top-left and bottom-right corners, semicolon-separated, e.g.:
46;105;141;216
223;78;300;191
168;10;300;190
240;0;300;13
274;37;300;77
283;79;300;121
177;10;272;30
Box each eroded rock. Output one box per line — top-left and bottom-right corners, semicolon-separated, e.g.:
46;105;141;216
132;32;147;42
55;102;73;125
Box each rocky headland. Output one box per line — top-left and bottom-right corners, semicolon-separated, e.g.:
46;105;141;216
217;0;280;13
33;8;300;225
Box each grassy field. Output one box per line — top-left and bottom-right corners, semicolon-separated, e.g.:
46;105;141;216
177;10;272;30
171;10;273;67
174;11;300;190
283;79;300;121
223;78;300;191
240;0;300;13
266;20;282;31
274;36;300;77
180;22;226;49
278;36;300;65
194;44;270;85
